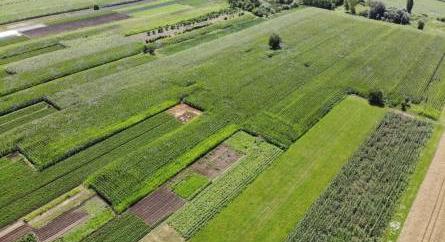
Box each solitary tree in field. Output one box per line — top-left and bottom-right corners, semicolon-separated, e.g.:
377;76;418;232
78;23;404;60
407;0;413;13
269;33;282;50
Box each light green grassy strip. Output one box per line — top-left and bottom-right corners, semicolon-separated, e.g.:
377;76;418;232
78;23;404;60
129;4;192;17
172;173;210;200
382;123;444;241
190;96;386;242
114;124;239;212
114;0;174;13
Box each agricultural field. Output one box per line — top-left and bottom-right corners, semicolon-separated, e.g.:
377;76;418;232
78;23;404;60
1;0;445;241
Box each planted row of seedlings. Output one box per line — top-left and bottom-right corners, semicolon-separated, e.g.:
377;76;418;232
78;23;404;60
286;112;433;241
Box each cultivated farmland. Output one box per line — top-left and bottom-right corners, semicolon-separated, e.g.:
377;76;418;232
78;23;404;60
1;0;445;241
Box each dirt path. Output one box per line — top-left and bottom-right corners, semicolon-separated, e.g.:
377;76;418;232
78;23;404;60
398;131;445;242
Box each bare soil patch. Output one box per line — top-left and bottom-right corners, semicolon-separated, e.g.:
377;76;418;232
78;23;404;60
0;222;32;242
167;104;202;123
399;132;445;242
34;208;88;242
22;13;129;37
190;144;243;178
140;223;184;242
130;187;185;226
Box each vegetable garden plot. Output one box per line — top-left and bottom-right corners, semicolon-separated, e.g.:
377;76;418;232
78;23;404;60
129;187;185;226
286;112;433;242
190;144;242;178
0;221;32;242
167;103;202;123
34;208;88;242
22;13;130;38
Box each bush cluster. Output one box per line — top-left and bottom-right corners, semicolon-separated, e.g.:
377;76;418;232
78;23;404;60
368;1;410;25
302;0;341;10
229;0;298;17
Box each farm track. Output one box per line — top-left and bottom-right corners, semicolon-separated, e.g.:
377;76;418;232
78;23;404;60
399;131;445;242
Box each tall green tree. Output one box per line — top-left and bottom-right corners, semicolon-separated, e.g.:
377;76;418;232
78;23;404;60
407;0;413;13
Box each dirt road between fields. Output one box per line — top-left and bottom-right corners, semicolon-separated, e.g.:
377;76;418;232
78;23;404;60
399;131;445;242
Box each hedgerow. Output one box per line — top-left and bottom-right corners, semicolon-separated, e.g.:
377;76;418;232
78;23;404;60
168;131;282;238
286;113;433;241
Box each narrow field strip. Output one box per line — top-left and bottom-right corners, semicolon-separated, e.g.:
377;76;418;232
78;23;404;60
0;53;156;116
22;13;129;37
189;97;386;242
0;112;181;228
20;101;175;170
0;41;144;97
80;212;149;242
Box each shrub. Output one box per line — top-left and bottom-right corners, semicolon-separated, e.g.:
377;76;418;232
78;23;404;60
369;89;385;106
144;45;156;55
302;0;336;10
93;4;99;10
384;8;410;24
418;20;425;30
17;234;37;242
369;1;386;20
269;33;282;50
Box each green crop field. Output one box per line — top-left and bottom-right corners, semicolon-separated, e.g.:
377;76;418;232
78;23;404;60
1;0;445;241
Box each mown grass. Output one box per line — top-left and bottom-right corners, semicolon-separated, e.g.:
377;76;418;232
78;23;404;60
190;97;386;242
